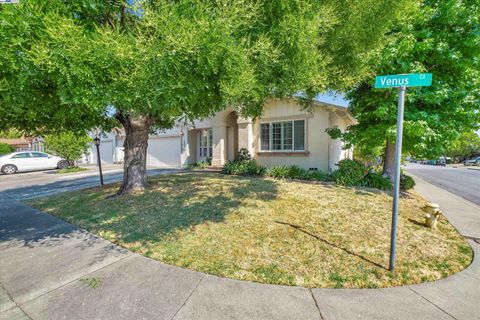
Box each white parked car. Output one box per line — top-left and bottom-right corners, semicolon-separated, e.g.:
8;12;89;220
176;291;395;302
0;152;69;174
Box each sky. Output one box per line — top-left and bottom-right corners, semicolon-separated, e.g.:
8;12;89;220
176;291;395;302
315;92;350;108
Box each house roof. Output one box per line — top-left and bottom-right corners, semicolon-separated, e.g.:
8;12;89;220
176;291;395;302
313;100;357;125
269;97;357;125
0;138;30;146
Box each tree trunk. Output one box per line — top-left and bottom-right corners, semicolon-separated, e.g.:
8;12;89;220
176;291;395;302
383;138;396;182
116;114;152;195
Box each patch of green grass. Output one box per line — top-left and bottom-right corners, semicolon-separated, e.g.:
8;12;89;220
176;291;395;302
57;166;88;174
79;277;102;289
254;264;296;286
27;172;473;288
329;272;348;288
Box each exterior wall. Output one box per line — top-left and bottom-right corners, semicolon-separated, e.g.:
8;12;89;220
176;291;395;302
186;130;198;164
80;101;353;169
328;112;354;171
225;112;238;161
180;125;190;167
237;117;254;156
252;99;331;171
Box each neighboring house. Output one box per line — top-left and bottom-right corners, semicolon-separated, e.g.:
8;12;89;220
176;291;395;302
0;137;46;152
85;98;355;172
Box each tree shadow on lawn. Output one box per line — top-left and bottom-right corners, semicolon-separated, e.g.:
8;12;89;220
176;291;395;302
274;220;387;270
78;173;279;246
2;173;278;267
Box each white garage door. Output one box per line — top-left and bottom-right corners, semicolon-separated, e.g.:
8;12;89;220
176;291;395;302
97;140;114;164
87;140;115;164
147;137;181;167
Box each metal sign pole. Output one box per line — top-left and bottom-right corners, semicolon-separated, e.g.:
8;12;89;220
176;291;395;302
389;85;406;272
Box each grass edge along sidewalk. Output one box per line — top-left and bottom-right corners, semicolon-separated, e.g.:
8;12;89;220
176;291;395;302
27;172;472;289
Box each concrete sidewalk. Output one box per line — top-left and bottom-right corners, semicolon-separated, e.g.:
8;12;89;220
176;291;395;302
1;176;479;319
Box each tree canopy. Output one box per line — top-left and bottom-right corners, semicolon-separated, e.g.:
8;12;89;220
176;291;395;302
336;0;480;173
445;131;480;161
0;0;414;193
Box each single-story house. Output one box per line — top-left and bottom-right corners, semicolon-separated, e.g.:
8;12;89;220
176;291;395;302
84;98;355;172
0;137;46;152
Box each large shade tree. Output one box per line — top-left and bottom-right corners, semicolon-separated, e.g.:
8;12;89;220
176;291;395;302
335;0;480;178
0;0;413;194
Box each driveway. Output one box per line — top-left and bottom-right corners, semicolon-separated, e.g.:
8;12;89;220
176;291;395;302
405;162;480;205
0;165;181;201
1;171;479;319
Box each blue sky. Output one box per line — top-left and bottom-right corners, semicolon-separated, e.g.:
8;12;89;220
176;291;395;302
315;92;349;107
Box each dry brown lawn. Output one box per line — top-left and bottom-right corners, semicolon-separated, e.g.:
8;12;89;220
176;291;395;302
27;172;472;288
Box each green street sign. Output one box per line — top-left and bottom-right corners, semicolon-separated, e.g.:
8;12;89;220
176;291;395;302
374;71;433;272
375;73;432;89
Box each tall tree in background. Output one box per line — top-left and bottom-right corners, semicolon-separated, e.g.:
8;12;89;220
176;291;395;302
0;0;413;194
446;131;480;162
336;0;480;178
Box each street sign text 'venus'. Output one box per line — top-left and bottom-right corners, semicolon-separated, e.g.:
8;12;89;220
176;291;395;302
375;73;432;89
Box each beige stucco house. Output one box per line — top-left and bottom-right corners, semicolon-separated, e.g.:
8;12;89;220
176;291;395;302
86;98;355;172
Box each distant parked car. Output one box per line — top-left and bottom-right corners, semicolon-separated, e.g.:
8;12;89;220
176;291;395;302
0;152;69;174
437;159;446;166
463;156;480;166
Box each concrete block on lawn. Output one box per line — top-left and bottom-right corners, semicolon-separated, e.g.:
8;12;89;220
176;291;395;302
311;286;453;320
173;275;320;320
21;255;204;320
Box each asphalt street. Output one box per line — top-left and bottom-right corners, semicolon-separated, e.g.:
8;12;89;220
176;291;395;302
405;162;480;206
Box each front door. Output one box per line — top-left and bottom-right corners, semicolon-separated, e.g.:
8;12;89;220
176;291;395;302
198;129;213;162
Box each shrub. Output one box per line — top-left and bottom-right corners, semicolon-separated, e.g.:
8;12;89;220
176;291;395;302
44;132;91;165
400;174;415;190
267;166;290;179
236;148;251;162
189;161;209;169
287;165;307;179
332;159;366;186
267;166;331;182
0;143;14;155
268;165;307;179
362;173;392;190
222;159;266;176
304;170;332;182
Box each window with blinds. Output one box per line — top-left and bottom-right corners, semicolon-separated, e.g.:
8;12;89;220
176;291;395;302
260;120;305;151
